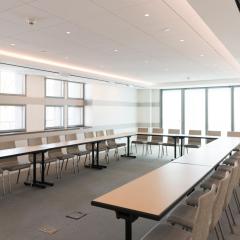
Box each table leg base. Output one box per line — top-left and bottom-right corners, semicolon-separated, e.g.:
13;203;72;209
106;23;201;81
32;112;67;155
121;154;136;158
24;181;54;188
85;164;107;169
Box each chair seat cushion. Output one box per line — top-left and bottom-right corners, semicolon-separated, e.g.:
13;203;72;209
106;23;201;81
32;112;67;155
1;163;31;171
162;143;179;146
223;158;238;166
147;141;163;145
186;190;205;206
68;150;89;156
184;144;200;148
200;177;220;190
57;153;75;160
132;140;147;144
116;143;126;147
167;204;196;229
142;223;191;240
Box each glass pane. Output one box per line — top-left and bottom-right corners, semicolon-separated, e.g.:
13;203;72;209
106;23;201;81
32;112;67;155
46;79;64;97
68;106;83;126
185;89;205;134
0;71;25;95
208;88;231;135
0;105;25;131
68;82;83;99
45;106;64;128
234;87;240;131
162;90;181;130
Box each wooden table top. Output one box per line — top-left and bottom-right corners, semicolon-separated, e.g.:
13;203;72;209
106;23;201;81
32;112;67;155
172;137;240;167
92;163;212;220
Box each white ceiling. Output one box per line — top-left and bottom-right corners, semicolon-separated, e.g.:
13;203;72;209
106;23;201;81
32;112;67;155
0;0;239;87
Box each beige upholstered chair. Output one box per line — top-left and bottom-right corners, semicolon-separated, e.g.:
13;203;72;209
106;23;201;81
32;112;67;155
146;128;164;157
143;184;216;240
28;137;58;177
65;133;90;172
95;130;110;163
84;131;95;166
0;168;5;196
162;129;180;156
170;173;230;240
0;141;31;192
131;128;148;154
47;136;74;178
106;129;126;159
184;130;201;153
206;130;221;144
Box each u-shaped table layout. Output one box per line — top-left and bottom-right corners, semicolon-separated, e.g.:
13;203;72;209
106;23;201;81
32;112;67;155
91;137;240;240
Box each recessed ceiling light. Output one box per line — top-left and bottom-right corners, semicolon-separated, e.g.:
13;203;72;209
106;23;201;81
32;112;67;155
10;43;15;46
200;54;204;57
144;13;150;17
0;49;153;86
114;49;119;52
163;28;170;32
180;39;185;42
66;31;71;34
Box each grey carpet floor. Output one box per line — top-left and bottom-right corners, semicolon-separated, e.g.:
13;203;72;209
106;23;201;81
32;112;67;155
0;147;240;240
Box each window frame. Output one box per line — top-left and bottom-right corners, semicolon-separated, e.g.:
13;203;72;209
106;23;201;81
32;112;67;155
45;105;65;130
45;78;65;98
0;104;26;133
67;81;84;100
0;72;26;96
67;105;84;128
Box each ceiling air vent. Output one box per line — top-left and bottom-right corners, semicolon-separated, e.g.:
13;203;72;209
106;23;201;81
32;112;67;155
236;0;240;12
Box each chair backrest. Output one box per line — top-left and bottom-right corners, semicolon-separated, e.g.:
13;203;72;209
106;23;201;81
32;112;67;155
0;141;18;164
47;135;62;157
207;131;221;144
227;131;240;137
188;130;201;145
65;133;78;154
167;129;180;144
192;184;217;240
106;129;114;136
224;162;239;209
84;131;94;151
151;128;163;142
136;128;148;141
96;130;104;137
210;172;231;230
28;137;42;146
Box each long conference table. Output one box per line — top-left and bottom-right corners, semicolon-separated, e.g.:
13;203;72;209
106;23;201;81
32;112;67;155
0;132;220;189
92;137;240;240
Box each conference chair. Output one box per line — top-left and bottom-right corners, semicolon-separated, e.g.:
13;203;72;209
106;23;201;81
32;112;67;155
0;168;5;196
0;141;31;192
146;128;164;157
206;130;221;144
184;130;201;153
143;184;216;240
95;130;110;163
169;173;230;240
65;133;90;173
227;131;240;151
28;137;59;178
131;128;148;155
84;131;95;166
46;136;74;178
162;129;180;156
106;129;126;160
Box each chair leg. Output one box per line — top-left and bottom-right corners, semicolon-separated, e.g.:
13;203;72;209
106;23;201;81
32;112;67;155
16;169;21;184
8;171;11;193
135;144;137;154
142;144;144;155
225;209;234;234
84;154;88;167
60;160;65;178
65;159;69;171
214;227;220;240
55;161;59;179
158;145;161;158
1;172;5;196
72;158;76;174
218;221;225;240
26;167;31;182
228;205;237;225
233;189;240;213
77;155;81;173
46;163;51;175
150;144;152;154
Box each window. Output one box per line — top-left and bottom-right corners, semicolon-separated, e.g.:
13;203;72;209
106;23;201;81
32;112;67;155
162;90;181;130
234;87;240;131
68;82;84;99
185;89;205;134
0;71;25;95
0;105;25;132
68;106;83;127
208;88;231;134
45;106;64;129
45;79;64;98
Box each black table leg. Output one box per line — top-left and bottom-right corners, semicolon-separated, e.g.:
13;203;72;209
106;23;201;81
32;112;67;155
116;211;138;240
121;136;136;158
174;137;177;159
39;152;54;186
180;137;184;156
